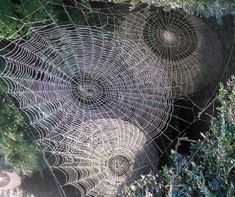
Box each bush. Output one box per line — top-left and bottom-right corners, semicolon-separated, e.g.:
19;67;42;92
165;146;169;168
108;0;235;23
0;93;42;175
0;0;62;40
122;76;235;196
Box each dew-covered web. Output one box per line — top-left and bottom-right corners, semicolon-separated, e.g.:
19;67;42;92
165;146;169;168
115;7;223;97
0;1;233;197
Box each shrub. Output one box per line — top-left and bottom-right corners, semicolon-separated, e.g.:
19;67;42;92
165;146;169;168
108;0;235;23
0;93;42;175
0;0;62;40
122;76;235;196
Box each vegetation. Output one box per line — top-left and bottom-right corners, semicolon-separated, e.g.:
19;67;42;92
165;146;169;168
0;0;62;39
0;0;64;176
109;0;235;23
0;0;234;194
0;57;41;175
122;76;235;196
0;92;42;175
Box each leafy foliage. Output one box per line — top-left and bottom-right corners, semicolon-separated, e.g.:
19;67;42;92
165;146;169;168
109;0;235;23
0;0;63;174
0;92;42;175
0;0;62;39
122;76;235;196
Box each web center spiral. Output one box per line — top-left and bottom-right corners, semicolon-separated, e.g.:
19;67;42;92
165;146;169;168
143;10;198;61
161;30;177;44
108;155;130;176
71;73;111;109
77;83;100;99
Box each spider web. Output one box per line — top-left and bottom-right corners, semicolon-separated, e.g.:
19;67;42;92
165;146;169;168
114;7;223;98
0;1;233;197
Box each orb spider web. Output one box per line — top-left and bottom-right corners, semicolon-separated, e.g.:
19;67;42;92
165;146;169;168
115;7;223;98
0;1;234;197
41;118;158;196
